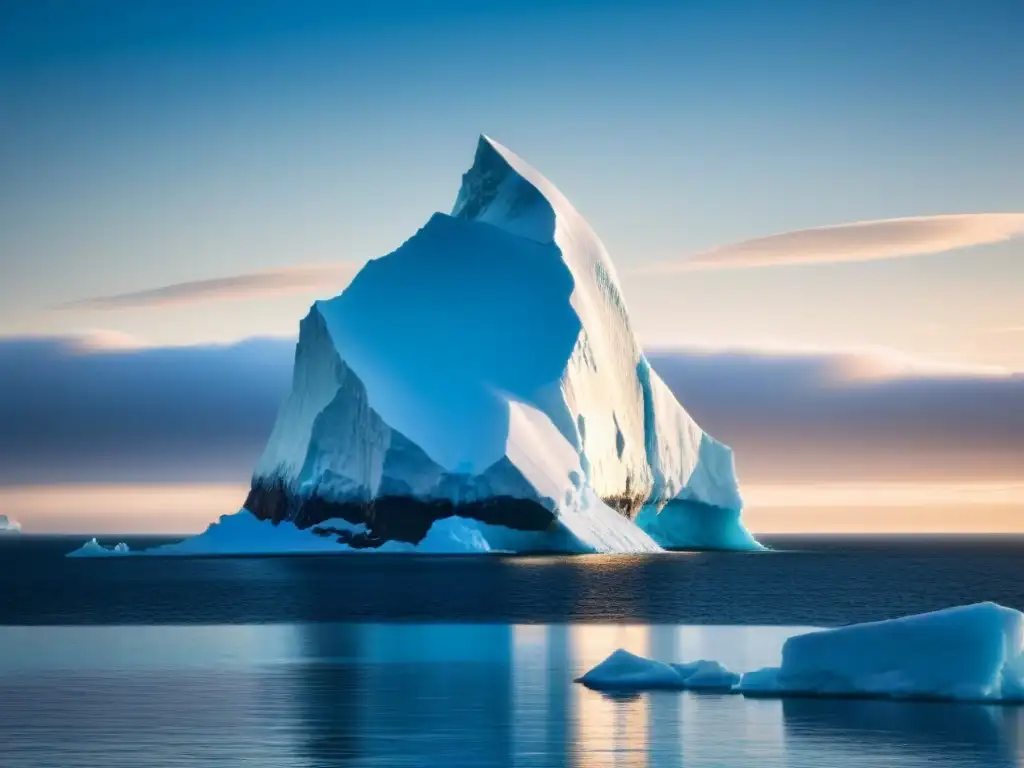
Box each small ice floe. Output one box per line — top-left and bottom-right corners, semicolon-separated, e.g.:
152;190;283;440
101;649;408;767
575;649;739;692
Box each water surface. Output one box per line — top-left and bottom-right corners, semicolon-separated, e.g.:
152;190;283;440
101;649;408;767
3;535;1024;767
2;622;1022;767
4;534;1024;625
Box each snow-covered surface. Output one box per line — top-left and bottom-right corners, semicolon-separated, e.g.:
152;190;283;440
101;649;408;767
0;514;21;533
67;510;589;557
243;134;757;553
576;603;1024;702
739;602;1024;701
576;649;739;692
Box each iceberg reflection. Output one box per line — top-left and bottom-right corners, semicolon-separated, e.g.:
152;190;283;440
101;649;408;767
0;623;1020;767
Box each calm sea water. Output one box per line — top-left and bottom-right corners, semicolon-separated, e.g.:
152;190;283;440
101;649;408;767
3;535;1024;767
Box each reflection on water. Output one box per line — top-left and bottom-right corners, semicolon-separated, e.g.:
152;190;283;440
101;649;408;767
0;623;1021;768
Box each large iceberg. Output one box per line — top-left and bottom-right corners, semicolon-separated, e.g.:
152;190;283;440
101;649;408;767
0;514;21;534
739;602;1024;701
232;136;757;554
577;603;1024;702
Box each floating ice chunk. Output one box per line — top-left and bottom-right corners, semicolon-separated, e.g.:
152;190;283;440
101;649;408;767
68;538;131;557
0;514;21;533
737;602;1024;702
576;649;739;692
670;659;741;690
576;649;690;691
578;604;1024;702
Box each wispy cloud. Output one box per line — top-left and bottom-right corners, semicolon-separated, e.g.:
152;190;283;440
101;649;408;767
644;213;1024;272
61;264;359;310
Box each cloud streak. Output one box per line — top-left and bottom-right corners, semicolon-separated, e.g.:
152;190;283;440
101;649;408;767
0;336;1020;486
0;336;294;484
647;213;1024;271
648;345;1024;482
62;264;359;310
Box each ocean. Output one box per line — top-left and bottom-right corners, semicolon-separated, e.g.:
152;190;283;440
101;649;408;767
2;535;1023;767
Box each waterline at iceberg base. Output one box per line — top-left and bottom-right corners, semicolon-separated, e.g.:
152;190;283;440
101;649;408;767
71;136;760;557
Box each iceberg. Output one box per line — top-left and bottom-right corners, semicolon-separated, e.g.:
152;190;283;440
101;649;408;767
0;514;21;534
68;538;130;556
576;604;1024;703
234;135;758;554
576;649;739;692
739;602;1024;702
67;509;544;557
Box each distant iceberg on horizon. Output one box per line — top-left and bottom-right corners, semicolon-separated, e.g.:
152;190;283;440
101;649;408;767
71;135;759;557
0;514;21;534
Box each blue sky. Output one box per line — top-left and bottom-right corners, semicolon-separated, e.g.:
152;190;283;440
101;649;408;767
3;0;1023;360
1;0;1023;530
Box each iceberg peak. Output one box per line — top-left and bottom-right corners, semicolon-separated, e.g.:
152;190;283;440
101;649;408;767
451;134;556;244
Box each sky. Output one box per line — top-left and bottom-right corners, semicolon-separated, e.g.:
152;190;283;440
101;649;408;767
1;0;1022;532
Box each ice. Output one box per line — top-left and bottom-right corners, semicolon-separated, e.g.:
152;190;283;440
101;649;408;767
635;498;763;551
66;510;581;557
68;538;130;556
234;135;759;552
670;659;742;690
577;604;1024;702
576;649;694;691
0;514;21;533
738;602;1024;701
576;649;739;692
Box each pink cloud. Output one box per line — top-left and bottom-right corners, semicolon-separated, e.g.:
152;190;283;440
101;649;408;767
62;263;359;310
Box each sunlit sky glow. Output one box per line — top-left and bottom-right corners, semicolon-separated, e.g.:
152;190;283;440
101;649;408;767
2;0;1022;532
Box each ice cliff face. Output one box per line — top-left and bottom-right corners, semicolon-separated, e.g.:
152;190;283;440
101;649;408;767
245;136;759;553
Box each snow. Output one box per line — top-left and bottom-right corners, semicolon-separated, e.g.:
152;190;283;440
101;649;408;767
238;134;758;552
739;602;1024;701
66;509;591;557
576;649;739;692
0;514;21;533
576;603;1024;703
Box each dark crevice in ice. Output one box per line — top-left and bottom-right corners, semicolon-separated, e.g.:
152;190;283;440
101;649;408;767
244;478;556;546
